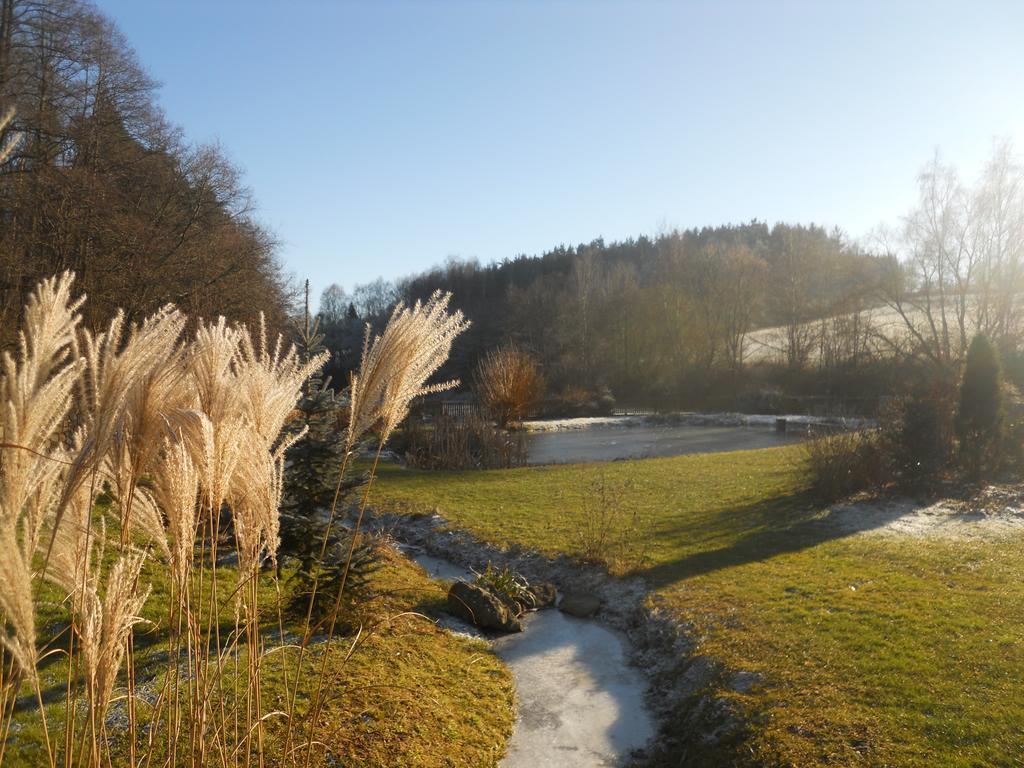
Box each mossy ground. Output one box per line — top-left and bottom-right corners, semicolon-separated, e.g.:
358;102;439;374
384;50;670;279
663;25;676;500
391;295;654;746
6;544;514;767
373;446;1024;767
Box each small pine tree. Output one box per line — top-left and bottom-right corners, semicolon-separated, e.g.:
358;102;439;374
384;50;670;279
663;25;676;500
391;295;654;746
280;286;378;615
956;333;1004;480
279;314;344;568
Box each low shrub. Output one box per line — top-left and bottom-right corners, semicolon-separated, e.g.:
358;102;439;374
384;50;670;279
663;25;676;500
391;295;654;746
955;334;1005;480
880;393;954;481
401;410;528;470
804;428;885;502
1001;397;1024;474
569;471;647;570
475;344;546;427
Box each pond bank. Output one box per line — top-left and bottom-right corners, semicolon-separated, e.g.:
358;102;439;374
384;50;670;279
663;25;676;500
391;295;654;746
411;551;653;767
524;412;874;432
371;508;755;766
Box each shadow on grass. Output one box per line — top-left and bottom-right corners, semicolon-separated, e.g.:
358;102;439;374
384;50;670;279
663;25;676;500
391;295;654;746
635;491;913;590
17;615;284;714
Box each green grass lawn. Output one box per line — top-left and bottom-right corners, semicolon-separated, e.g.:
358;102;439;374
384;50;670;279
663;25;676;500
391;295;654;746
8;545;514;767
372;446;1024;767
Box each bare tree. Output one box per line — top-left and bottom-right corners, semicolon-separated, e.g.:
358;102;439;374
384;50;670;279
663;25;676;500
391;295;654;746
878;143;1024;371
318;283;350;324
352;277;398;320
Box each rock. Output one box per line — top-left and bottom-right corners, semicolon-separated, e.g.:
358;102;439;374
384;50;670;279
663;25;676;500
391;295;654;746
558;591;601;618
492;589;522;618
525;581;557;608
446;581;522;632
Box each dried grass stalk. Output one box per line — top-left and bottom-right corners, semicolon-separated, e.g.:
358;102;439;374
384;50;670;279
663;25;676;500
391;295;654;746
0;273;84;681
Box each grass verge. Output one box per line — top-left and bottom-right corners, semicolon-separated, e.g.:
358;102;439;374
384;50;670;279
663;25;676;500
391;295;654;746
372;445;1024;767
8;546;514;767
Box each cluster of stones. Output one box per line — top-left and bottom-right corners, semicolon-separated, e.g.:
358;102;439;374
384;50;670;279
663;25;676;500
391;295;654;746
446;578;558;632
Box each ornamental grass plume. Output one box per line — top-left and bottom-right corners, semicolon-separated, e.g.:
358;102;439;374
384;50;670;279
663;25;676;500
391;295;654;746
0;273;84;682
47;507;149;725
230;316;327;573
348;290;469;448
235;315;328;450
293;291;468;766
185;318;247;515
148;436;201;591
82;550;150;723
73;307;185;466
100;309;189;537
0;270;470;767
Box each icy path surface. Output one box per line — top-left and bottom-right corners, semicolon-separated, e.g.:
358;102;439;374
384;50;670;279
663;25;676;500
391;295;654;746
493;610;653;767
411;553;654;767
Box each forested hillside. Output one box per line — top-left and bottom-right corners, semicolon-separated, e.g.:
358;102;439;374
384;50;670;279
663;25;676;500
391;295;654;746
0;0;292;346
319;223;891;409
321;144;1024;413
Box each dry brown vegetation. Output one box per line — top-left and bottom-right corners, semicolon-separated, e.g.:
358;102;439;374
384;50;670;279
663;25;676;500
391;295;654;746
475;344;545;427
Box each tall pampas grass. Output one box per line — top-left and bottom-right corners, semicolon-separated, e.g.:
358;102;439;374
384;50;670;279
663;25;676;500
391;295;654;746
347;291;469;447
0;273;84;683
0;273;466;767
291;291;468;767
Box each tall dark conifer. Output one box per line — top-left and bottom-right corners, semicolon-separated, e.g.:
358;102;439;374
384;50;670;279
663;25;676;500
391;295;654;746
956;333;1005;480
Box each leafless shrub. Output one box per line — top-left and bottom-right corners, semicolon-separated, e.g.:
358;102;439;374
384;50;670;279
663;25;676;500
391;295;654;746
569;471;648;571
804;428;885;502
402;410;528;470
475;344;545;427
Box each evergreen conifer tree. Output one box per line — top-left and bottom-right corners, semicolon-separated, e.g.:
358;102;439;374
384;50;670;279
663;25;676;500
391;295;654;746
956;333;1004;480
281;282;378;615
278;312;343;568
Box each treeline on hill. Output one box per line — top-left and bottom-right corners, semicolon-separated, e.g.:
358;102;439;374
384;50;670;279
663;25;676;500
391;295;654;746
321;142;1024;416
0;0;292;347
319;223;896;412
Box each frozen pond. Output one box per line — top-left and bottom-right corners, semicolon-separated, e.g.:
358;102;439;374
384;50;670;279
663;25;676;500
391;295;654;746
526;423;803;464
411;552;654;767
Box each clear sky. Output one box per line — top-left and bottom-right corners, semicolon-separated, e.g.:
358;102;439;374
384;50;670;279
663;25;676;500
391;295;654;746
95;0;1024;303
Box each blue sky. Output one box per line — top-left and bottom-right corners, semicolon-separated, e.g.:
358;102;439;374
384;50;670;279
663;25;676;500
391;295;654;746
96;0;1024;302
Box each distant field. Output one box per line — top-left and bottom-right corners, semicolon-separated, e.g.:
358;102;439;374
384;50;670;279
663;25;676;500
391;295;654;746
742;301;981;364
373;447;1024;767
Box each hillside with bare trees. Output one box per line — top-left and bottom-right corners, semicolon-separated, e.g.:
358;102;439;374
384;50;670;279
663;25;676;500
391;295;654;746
0;0;292;347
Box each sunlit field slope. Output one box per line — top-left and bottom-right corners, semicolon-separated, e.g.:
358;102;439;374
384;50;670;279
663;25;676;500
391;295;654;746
373;446;1024;767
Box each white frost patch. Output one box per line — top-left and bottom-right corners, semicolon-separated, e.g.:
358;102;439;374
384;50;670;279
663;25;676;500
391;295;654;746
831;485;1024;540
658;411;875;430
524;412;874;433
523;416;644;432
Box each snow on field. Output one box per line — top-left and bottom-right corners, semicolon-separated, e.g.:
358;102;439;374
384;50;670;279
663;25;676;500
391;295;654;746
831;485;1024;540
741;300;990;365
